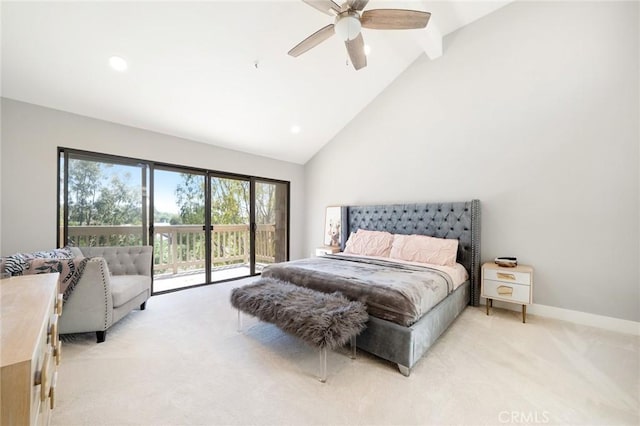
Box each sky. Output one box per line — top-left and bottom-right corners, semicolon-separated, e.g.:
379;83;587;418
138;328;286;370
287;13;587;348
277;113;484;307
100;164;187;215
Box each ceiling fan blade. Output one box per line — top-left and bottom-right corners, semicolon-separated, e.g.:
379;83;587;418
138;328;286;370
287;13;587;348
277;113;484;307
361;9;431;30
345;33;367;70
347;0;369;11
302;0;341;16
288;24;335;57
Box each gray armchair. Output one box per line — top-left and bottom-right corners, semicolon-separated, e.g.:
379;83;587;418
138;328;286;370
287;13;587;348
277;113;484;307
60;246;152;342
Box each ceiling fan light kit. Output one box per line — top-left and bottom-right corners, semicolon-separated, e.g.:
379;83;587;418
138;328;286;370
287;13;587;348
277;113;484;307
334;11;361;40
289;0;431;70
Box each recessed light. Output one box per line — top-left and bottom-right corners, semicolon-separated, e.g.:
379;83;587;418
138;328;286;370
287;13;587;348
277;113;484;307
109;56;128;72
364;45;372;56
290;125;301;134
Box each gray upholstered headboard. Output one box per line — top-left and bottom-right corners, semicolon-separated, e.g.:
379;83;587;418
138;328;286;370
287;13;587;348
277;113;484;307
340;200;481;306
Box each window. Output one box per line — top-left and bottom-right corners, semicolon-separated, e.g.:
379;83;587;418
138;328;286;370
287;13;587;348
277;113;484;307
58;148;289;294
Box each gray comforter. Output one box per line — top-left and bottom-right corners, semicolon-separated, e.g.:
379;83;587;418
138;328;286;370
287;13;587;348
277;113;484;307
261;254;454;327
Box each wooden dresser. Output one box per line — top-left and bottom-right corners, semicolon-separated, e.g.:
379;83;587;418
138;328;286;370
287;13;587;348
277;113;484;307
1;274;62;426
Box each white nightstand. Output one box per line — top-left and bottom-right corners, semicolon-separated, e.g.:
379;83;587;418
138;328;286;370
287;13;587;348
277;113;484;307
482;262;533;323
315;246;341;256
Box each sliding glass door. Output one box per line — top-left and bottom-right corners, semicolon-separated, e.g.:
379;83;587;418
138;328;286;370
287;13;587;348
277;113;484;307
210;176;251;281
59;148;289;295
151;170;257;292
152;167;207;292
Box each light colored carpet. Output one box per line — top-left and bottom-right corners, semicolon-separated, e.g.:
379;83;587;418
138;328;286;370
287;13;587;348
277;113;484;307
54;277;639;425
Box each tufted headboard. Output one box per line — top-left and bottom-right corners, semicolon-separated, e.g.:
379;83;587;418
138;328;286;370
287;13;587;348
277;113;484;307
340;200;481;306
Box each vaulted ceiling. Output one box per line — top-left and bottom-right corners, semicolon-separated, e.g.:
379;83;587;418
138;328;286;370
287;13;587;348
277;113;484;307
1;1;511;164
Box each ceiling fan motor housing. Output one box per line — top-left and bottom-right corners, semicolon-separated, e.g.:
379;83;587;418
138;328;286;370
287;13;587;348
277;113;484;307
334;11;361;40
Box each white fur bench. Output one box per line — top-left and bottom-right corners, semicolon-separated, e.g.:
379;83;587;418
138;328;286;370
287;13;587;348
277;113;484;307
230;278;368;382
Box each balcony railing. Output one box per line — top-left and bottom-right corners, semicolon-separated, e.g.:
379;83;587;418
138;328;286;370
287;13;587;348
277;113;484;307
66;224;276;276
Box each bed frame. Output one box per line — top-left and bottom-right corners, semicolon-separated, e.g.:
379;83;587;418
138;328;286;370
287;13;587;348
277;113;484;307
339;200;481;375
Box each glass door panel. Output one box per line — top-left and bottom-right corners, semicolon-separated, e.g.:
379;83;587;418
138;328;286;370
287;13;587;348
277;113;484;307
210;176;251;282
255;180;288;271
152;168;206;292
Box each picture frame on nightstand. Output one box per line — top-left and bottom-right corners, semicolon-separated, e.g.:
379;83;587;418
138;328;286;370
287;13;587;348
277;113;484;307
323;206;342;247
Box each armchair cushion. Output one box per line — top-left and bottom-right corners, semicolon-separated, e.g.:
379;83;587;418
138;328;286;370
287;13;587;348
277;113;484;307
110;275;150;308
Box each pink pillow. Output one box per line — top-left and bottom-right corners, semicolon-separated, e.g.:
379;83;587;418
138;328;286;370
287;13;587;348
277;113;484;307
344;230;394;257
389;234;459;266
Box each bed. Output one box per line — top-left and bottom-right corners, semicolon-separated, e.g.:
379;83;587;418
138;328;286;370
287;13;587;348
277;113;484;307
262;200;480;376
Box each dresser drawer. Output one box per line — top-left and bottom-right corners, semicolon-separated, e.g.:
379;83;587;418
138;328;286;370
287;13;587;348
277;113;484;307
482;279;531;304
483;268;531;285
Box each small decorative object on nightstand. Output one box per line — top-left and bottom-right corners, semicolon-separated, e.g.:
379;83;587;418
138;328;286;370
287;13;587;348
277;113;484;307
482;262;533;323
315;246;341;256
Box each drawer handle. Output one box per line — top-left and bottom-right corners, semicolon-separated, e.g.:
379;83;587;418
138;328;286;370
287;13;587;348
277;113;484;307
50;371;58;410
497;285;513;296
497;272;516;281
56;294;63;315
49;314;59;348
54;341;62;366
35;350;51;402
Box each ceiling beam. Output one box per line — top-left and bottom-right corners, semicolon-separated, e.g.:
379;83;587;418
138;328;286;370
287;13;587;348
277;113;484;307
416;22;442;60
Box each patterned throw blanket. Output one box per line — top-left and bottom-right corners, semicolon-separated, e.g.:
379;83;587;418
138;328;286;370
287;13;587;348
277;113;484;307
23;257;91;303
262;254;454;327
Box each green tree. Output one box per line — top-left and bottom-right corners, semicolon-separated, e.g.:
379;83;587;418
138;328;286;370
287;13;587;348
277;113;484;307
175;174;205;224
211;178;249;224
68;160;102;225
95;173;141;225
256;182;275;224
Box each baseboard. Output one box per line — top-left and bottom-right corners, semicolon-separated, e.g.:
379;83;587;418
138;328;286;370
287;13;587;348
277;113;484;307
482;299;640;336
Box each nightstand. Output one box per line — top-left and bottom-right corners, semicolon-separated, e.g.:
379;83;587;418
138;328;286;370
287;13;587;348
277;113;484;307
482;262;533;323
315;246;341;256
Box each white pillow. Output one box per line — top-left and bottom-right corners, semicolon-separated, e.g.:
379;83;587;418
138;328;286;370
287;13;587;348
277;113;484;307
344;230;394;257
389;234;458;266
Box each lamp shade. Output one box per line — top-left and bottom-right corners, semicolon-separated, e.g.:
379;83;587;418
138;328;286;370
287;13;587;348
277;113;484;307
334;13;361;41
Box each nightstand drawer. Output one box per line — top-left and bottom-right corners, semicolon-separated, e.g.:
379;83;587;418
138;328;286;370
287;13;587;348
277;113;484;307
483;268;531;285
483;279;531;304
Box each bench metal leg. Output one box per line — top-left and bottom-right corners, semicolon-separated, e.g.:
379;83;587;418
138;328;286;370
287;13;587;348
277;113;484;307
319;346;327;383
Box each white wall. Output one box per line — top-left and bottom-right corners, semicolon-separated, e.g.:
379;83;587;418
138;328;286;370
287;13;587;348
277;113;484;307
0;99;305;260
304;1;639;321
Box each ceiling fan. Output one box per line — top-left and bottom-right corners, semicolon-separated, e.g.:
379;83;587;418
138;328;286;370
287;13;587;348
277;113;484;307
288;0;431;70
